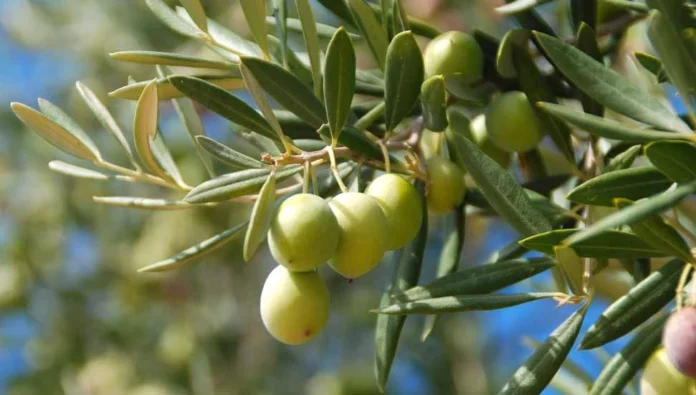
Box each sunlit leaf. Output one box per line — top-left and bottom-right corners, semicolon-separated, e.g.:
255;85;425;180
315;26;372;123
185;166;301;203
239;0;270;59
294;0;323;97
376;292;559;315
196;136;266;169
110;51;236;70
243;174;276;262
567;166;673;206
49;160;113;181
180;0;208;33
145;0;201;38
93;196;210;210
110;75;244;101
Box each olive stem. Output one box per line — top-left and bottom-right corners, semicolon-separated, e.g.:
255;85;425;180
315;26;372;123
327;146;349;193
354;101;386;131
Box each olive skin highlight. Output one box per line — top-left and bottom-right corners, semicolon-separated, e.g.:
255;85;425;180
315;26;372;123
486;91;544;153
365;174;423;250
425;156;466;214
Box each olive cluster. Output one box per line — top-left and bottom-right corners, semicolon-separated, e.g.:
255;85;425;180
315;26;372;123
259;166;465;345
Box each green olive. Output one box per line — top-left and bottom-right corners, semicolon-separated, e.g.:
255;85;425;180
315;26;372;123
640;348;695;395
486;91;544;153
424;31;484;84
426;156;466;214
259;265;330;345
469;114;512;168
267;193;340;272
365;173;423;250
328;192;388;278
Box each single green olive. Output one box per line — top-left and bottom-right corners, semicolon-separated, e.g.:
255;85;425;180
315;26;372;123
365;173;423;250
486;91;544;153
426;156;466;214
260;265;330;345
424;31;484;84
328;192;388;279
468;114;512;168
267;193;340;272
640;348;695;395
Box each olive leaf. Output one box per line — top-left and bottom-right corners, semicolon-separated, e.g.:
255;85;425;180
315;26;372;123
110;51;236;70
180;0;208;33
645;140;696;183
323;27;356;141
294;0;323;97
374;292;559;315
93;196;209;210
196;136;267;169
239;0;270;59
132;80;173;182
139;221;248;272
384;31;424;132
635;52;669;83
580;259;687;349
347;0;389;70
566;166;673;207
110;75;244;101
239;59;287;145
498;303;589;394
49;161;114;181
264;16;363;41
420;75;448;132
495;0;556;15
145;0;201;38
185;166;301;203
243;174;276;262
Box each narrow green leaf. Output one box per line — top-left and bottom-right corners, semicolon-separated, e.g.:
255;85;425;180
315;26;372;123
75;82;138;168
376;292;558;315
534;32;691;134
605;145;641;172
49;160;113;181
264;17;362;41
171;97;215;177
496;29;531;79
348;0;389;70
384;31;424;132
240;0;270;59
272;0;289;67
239;60;287;145
420;75;448;132
267;35;315;88
421;207;465;340
499;303;589;394
109;75;244;101
316;0;356;25
324;27;356;141
110;51;236;70
241;57;326;128
168;75;277;141
615;199;693;262
375;181;427;392
580;259;687;349
180;0;208;33
139;222;248;272
93;196;209;210
11;102;100;162
243;174;276;262
589;315;666;395
294;0;323;98
565;181;696;247
132;80;172;181
145;0;201;38
635;52;669;83
520;229;669;259
397;257;556;302
538;102;692;143
184;165;301;203
196;136;266;169
37;99;103;161
645;140;696;183
446;131;552;237
567;166;673;206
576;23;604;117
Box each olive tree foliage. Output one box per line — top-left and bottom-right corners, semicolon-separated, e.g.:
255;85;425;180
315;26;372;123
8;0;696;393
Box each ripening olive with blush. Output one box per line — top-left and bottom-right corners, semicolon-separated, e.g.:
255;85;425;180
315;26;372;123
486;91;544;153
267;193;340;272
423;31;484;84
260;265;330;345
425;156;466;214
365;173;423;250
328;192;388;279
663;307;696;378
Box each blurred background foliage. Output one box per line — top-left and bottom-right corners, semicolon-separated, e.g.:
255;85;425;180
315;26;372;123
0;0;674;394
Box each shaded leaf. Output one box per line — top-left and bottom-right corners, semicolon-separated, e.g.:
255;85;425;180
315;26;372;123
185;166;302;203
168;75;277;141
348;0;389;70
520;229;669;259
243;174;276;261
496;29;530;79
264;16;363;41
139;222;248;272
567;166;673;206
196;136;266;169
605;145;641;172
554;245;585;296
171;97;215;177
110;51;236;70
396;257;556;302
534;32;690;134
384;31;424;132
324;27;356;141
376;292;559;315
575;23;604;117
499;303;589;394
239;60;287;144
180;0;208;33
645;140;696;183
93;196;209;210
580;259;687;349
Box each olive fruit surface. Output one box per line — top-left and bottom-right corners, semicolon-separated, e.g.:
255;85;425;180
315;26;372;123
328;192;388;279
365;174;423;250
425;156;466;214
664;307;696;377
641;348;695;395
423;31;484;84
267;193;340;272
259;265;330;345
469;114;512;168
486;91;543;153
